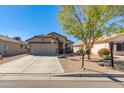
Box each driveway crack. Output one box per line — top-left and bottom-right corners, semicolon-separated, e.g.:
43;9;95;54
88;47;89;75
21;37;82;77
21;57;40;73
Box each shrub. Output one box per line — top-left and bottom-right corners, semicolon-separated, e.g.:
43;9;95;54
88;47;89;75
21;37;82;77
76;47;83;55
98;48;110;57
79;47;83;54
103;55;111;60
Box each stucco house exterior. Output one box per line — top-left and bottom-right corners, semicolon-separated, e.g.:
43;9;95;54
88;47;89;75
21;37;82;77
73;42;84;53
0;35;27;56
73;33;124;55
26;32;74;56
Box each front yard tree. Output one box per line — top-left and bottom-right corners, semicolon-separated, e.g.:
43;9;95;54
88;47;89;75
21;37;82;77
58;5;124;60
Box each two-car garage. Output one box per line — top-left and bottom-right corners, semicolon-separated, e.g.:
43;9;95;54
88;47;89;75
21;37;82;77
30;43;57;56
26;32;73;56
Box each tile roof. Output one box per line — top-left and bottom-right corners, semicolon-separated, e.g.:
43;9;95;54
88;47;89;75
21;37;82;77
73;33;124;47
66;39;74;43
26;32;74;43
95;33;124;43
36;35;55;38
48;32;74;43
26;35;55;41
0;35;24;44
73;42;84;47
48;32;67;38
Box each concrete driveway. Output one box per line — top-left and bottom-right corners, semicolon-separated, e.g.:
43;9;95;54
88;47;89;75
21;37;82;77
0;55;64;73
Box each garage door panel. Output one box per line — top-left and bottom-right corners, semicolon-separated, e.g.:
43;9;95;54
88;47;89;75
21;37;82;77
30;43;56;56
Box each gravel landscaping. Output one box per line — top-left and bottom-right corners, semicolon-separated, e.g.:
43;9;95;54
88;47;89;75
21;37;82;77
0;54;27;65
59;56;82;73
59;55;124;74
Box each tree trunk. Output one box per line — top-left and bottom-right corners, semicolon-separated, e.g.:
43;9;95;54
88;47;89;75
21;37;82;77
84;43;92;61
87;47;91;61
88;53;91;61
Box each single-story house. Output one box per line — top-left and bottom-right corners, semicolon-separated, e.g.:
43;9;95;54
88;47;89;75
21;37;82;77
26;32;74;56
73;42;84;53
73;33;124;55
0;35;27;56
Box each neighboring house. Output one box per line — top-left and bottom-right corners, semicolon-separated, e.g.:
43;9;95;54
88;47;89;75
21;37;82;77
26;32;74;56
0;35;27;56
73;42;84;53
73;33;124;55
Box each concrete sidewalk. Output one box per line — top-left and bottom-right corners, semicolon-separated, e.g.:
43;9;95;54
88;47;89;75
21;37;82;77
0;73;124;88
0;73;124;82
0;80;123;88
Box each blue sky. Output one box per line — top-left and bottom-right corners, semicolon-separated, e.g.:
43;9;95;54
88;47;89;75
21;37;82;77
0;5;78;43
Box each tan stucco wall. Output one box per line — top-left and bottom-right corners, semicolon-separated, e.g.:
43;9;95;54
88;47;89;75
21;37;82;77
28;35;73;50
108;35;124;55
73;46;83;53
91;43;109;55
73;47;78;53
27;37;54;43
52;34;66;49
28;34;73;54
74;35;124;55
92;43;124;56
110;35;124;42
0;41;27;56
52;34;73;51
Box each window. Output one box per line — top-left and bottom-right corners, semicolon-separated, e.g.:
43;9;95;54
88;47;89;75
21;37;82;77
56;37;59;41
20;45;23;49
42;38;45;42
65;44;71;50
116;43;124;51
4;44;8;50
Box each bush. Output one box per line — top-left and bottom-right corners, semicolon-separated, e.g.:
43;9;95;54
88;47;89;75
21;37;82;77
79;47;83;54
103;55;111;60
98;48;110;57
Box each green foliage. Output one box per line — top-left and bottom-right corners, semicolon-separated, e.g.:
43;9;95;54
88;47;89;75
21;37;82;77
103;55;111;60
98;48;110;57
58;5;124;59
58;6;124;41
76;47;83;55
78;47;83;54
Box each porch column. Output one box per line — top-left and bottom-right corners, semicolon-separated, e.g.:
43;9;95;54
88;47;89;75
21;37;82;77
56;42;59;55
63;42;66;54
